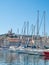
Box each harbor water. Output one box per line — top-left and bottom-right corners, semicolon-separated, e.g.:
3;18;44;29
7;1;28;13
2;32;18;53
0;49;49;65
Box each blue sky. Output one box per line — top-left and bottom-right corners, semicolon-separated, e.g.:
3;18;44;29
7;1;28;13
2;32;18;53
0;0;49;35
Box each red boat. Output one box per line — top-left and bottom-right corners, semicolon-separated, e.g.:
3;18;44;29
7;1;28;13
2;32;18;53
43;49;49;56
44;52;49;56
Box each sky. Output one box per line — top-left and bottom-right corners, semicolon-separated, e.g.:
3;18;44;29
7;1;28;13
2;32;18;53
0;0;49;35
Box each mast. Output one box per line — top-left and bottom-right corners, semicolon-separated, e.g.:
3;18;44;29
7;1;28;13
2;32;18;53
24;21;26;35
31;24;33;35
37;10;39;36
27;21;29;35
44;11;46;36
34;25;35;36
17;28;19;34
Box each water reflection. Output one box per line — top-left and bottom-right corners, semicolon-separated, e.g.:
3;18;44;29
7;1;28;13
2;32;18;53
0;50;49;65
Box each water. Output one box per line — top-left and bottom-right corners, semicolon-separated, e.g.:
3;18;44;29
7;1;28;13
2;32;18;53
0;49;49;65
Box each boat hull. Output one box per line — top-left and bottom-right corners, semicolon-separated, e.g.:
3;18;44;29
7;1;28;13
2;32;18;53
44;52;49;56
